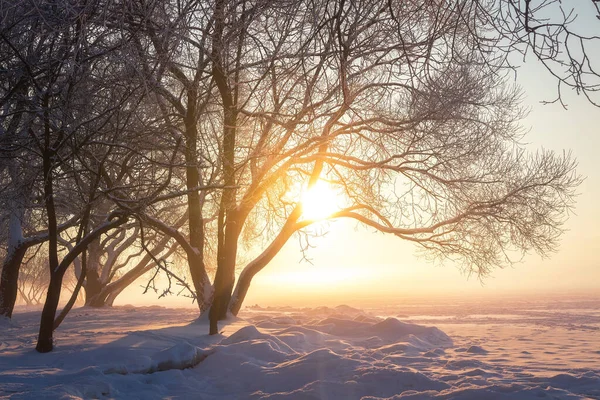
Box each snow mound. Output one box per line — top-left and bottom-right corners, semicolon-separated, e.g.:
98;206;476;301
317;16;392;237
220;339;291;364
270;316;297;325
313;316;372;334
220;324;264;344
279;348;354;369
152;343;210;372
311;316;453;350
374;342;421;355
466;345;488;354
369;318;450;345
104;343;211;374
219;325;296;355
254;366;449;399
274;326;329;351
355;367;451;393
334;304;364;314
536;372;600;389
372;384;587;399
252;316;298;329
264;348;362;392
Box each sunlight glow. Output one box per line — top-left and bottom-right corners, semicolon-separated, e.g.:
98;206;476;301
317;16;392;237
262;266;366;288
300;181;340;221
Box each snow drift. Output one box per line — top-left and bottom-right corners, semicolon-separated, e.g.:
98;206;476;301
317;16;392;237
1;300;599;399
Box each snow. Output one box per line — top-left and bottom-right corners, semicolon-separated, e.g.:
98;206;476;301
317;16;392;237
1;297;600;399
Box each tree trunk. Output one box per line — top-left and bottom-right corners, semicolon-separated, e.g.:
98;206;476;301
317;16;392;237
209;0;240;335
83;277;118;308
183;82;209;311
0;103;30;318
84;269;105;307
0;246;27;318
83;238;106;307
209;219;239;335
54;250;87;330
228;212;304;315
228;268;253;317
99;235;189;308
0;188;29;318
35;214;128;352
37;95;61;353
36;272;64;353
104;286;123;307
189;253;213;312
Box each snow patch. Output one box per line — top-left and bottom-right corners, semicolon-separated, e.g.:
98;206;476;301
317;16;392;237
2;300;600;399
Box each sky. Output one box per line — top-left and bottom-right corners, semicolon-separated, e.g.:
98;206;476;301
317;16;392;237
240;61;600;307
117;60;599;309
115;6;600;309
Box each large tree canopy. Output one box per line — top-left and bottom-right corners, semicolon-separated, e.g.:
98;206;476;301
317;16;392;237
0;0;595;349
125;0;584;334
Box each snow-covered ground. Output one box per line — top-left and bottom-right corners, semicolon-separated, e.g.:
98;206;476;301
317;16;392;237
1;296;599;399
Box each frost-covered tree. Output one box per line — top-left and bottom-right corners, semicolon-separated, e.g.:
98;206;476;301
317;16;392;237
205;0;585;334
0;0;184;351
16;246;51;306
1;0;595;344
122;0;589;336
0;0;81;318
78;208;186;308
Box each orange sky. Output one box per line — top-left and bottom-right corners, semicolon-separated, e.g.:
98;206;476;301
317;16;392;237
243;62;600;307
115;57;600;310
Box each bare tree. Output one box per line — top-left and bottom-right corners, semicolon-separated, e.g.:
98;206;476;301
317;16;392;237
0;0;80;317
2;0;591;343
10;1;172;352
79;207;187;307
117;0;586;336
486;0;600;106
17;245;49;306
202;0;583;334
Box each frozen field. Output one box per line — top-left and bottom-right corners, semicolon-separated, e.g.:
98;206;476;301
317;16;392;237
1;296;599;399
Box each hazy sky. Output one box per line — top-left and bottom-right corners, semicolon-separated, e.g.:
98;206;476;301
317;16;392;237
115;31;600;309
117;60;599;309
241;60;600;307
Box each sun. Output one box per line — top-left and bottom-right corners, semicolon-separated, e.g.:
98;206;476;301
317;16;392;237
300;181;340;221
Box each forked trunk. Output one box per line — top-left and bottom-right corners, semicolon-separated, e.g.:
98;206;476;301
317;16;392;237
53;250;86;330
87;280;127;308
228;213;303;316
36;272;64;353
183;85;210;314
228;269;252;316
35;213;128;352
83;238;105;306
208;0;239;336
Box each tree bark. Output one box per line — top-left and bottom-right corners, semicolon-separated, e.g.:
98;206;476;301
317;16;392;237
36;272;64;352
0;246;27;318
184;111;208;308
82;236;109;307
84;269;105;307
37;93;61;353
228;210;306;315
35;214;128;352
209;0;240;335
210;221;239;334
54;249;87;330
0;102;30;318
0;222;78;318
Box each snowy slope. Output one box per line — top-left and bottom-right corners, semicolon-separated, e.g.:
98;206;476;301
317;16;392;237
1;299;599;399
